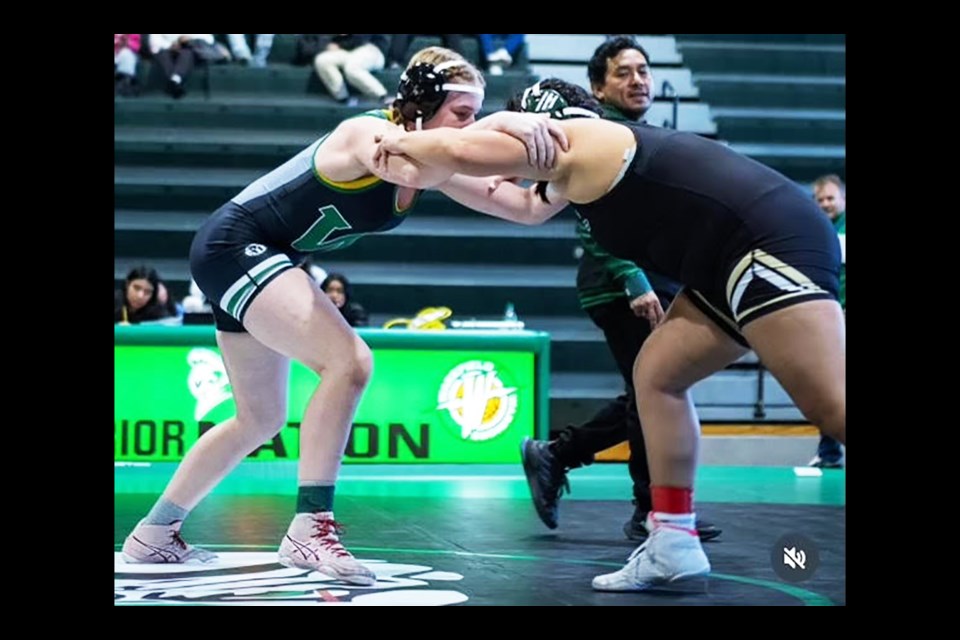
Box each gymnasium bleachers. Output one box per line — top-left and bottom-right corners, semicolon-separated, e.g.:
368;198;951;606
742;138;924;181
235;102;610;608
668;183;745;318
674;34;845;181
115;34;844;434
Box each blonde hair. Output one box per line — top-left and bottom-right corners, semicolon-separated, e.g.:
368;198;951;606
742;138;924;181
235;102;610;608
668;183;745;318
813;174;845;196
408;47;484;87
388;46;485;127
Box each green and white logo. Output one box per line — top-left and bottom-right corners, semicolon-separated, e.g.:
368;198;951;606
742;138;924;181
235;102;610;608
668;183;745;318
117;343;536;463
187;348;232;420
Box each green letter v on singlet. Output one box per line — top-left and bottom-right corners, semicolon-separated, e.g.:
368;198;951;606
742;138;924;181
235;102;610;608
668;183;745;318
291;205;355;252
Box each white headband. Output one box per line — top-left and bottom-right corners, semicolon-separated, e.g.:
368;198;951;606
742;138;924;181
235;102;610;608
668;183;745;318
434;59;484;96
442;83;484;96
434;60;465;73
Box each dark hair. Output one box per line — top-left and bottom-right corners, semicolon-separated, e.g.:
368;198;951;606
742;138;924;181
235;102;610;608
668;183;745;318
124;265;160;307
320;272;352;298
587;36;651;88
115;265;171;324
320;273;368;327
505;78;604;118
506;78;604;205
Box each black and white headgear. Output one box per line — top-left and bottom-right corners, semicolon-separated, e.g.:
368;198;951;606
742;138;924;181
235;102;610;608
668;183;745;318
519;81;600;120
395;60;484;129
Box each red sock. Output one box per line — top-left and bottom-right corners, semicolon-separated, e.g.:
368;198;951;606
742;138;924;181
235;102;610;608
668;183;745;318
651;486;693;515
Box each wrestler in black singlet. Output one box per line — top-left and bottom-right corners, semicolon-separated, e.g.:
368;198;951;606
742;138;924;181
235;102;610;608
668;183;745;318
573;122;840;345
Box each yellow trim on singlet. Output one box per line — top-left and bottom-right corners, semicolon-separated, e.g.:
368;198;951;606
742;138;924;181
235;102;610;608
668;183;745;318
394;186;420;215
316;172;382;191
311;109;398;193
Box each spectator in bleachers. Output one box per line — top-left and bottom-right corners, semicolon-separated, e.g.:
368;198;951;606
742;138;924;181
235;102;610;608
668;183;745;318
115;34;141;97
149;34;216;99
808;173;846;469
227;34;274;68
114;265;176;324
519;36;718;543
478;34;525;76
386;35;465;69
321;273;369;327
813;174;845;310
292;34;324;66
313;35;391;107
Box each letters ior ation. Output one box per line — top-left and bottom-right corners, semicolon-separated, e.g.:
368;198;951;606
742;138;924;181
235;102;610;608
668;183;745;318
115;420;430;459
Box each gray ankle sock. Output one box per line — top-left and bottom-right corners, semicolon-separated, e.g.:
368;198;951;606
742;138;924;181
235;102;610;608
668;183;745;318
143;498;190;525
